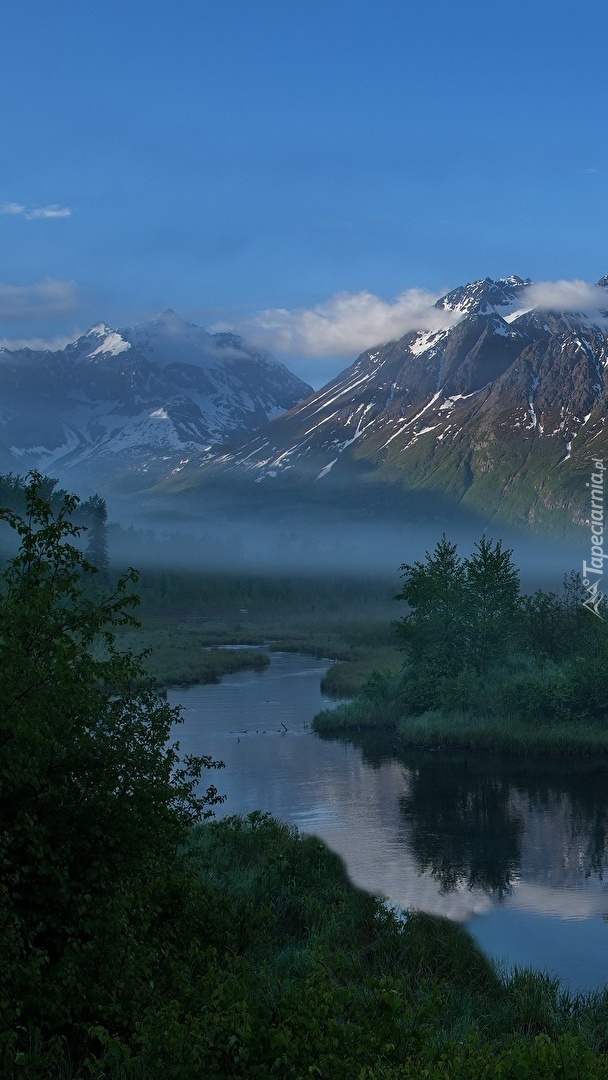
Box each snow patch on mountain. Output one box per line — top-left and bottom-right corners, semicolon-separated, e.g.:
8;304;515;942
0;310;312;491
89;332;131;358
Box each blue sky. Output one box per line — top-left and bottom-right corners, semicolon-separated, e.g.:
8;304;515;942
2;0;608;385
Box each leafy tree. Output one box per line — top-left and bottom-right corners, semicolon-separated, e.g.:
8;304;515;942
80;492;109;576
463;535;520;669
0;472;223;1052
395;535;521;673
394;535;524;715
394;534;467;675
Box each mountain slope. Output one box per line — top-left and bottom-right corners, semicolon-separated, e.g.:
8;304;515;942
0;311;312;492
157;276;608;536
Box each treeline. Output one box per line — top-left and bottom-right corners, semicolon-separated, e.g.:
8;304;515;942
134;564;392;615
316;536;608;751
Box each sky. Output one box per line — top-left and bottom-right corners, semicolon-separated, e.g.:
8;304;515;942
3;0;608;386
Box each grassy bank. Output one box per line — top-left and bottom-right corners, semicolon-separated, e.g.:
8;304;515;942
321;645;402;696
14;813;608;1077
396;710;608;757
315;696;399;733
313;640;608;756
314;696;608;756
104;621;270;686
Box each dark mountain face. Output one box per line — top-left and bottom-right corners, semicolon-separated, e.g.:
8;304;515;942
0;311;312;493
158;276;608;537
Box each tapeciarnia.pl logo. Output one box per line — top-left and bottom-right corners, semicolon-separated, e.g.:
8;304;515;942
582;458;606;618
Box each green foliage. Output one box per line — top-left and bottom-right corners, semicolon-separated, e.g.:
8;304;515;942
321;652;403;698
395;535;468;675
6;810;608;1076
0;472;223;1060
395;534;520;678
463;535;520;666
79;492;109;576
317;536;608;750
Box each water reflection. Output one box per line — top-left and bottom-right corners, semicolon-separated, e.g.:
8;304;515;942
171;657;608;989
341;734;608;907
399;761;522;899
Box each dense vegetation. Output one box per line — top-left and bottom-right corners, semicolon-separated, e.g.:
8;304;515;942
5;475;608;1076
315;535;608;754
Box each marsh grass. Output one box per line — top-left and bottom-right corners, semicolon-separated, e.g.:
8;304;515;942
314;698;394;732
321;646;402;696
316;699;608;755
105;566;400;690
397;710;608;756
105;621;270;685
113;604;398;689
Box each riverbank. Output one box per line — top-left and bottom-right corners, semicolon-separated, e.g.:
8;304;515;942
314;699;608;756
396;710;608;757
106;621;271;686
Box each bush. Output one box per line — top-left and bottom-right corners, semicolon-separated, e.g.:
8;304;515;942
498;671;559;724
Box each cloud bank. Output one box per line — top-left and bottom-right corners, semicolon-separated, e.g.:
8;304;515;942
227;277;608;361
1;201;72;220
0;279;79;320
0;332;81;353
227;288;461;358
522;279;608;313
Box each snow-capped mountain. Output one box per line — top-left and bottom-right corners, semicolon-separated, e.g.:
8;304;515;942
0;310;312;492
159;275;608;535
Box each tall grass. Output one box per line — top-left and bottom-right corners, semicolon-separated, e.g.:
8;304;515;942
397;710;608;756
321;646;402;697
103;621;270;685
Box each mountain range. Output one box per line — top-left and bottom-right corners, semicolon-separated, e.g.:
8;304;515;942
2;275;608;542
0;309;312;491
157;274;608;538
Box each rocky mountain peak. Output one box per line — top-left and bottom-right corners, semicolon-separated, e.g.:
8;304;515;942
435;275;530;318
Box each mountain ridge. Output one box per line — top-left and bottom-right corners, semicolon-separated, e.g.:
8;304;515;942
155;274;608;537
0;311;313;492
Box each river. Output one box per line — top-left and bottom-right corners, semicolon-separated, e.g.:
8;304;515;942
168;650;608;994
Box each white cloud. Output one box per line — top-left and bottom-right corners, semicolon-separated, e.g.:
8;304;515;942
522;279;608;313
26;204;72;220
1;201;72;220
0;332;81;353
0;279;79;320
225;288;461;358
